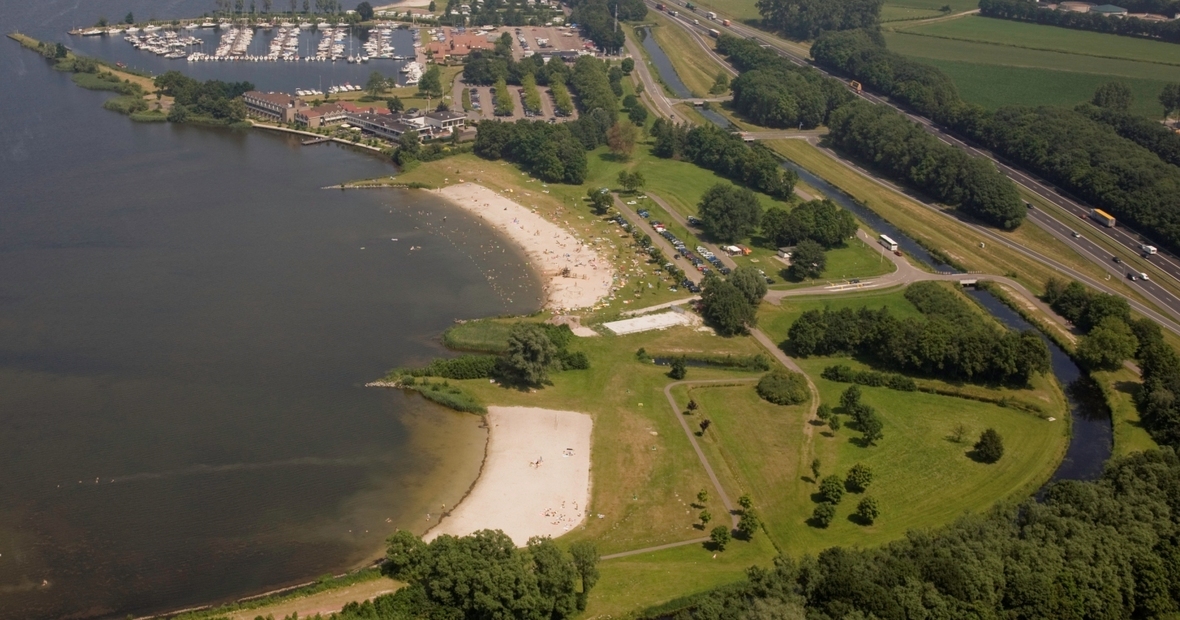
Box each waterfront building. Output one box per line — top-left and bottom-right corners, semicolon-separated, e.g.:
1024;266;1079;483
345;111;424;140
295;102;350;128
425;110;468;134
243;91;305;123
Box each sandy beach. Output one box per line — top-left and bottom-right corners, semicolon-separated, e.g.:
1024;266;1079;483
436;183;614;311
424;407;592;546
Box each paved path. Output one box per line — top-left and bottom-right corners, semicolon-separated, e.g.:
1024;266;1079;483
613;193;704;284
601;536;710;560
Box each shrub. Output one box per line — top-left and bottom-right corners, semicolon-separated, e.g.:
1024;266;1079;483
846;463;873;492
710;525;731;550
812;502;836;528
974;428;1005;463
855;496;880;524
756;369;809;405
819;475;845;504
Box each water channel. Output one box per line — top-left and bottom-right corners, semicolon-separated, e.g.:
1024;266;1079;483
638;27;730;129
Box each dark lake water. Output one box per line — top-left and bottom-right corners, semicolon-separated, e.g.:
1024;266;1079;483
0;1;541;618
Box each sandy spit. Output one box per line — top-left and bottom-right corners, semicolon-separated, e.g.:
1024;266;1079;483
435;183;614;311
424;407;592;546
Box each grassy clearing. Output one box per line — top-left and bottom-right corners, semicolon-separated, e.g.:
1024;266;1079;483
883;29;1179;117
1092;367;1157;457
881;5;944;22
766;139;1159;302
646;11;729;98
683;0;762;23
899;15;1180;66
887;0;979;12
759;239;895;288
587;537;778;618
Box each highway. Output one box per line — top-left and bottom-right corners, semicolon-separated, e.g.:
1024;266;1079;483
643;0;1180;323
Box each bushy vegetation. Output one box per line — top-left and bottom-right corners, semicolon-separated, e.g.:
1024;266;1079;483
756;369;810;405
826;101;1025;229
155;70;251;122
787;283;1050;385
402;379;486;414
474;120;589;184
820;364;917;391
756;0;884;40
568;0;644;54
649;352;772;371
699;183;763;243
981;0;1180;43
381;530;599;620
760;198;857;249
718;35;852;128
651;120;797;199
700;269;766;335
1077;101;1180;169
391;355;499;380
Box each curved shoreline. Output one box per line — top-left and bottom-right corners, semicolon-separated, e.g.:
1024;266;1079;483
433;182;615;313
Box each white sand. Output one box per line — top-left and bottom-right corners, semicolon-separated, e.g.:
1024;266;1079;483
436;183;614;311
424;407;592;546
376;0;434;9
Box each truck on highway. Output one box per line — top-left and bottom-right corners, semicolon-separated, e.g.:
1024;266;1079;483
1090;208;1116;227
707;11;717;19
708;28;720;37
722;18;731;26
1143;244;1158;255
655;2;665;9
850;80;863;93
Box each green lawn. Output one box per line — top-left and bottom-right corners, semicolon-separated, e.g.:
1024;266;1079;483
886;0;979;13
645;10;729;99
1093;367;1158;457
759;240;896;288
880;5;945;22
900;15;1180;66
883;23;1180;117
684;0;762;23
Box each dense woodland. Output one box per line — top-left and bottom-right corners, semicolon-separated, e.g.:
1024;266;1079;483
754;0;884;40
1077;102;1180;169
811;29;1180;252
154;70;251;122
718;36;851;129
761;198;857;248
981;0;1180;43
787;282;1050;385
567;0;646;55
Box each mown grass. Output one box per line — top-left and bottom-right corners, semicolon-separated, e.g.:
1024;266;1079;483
683;0;762;23
761;239;896;288
883;28;1180;117
880;5;944;22
1092;366;1157;457
646;10;728;99
900;15;1180;66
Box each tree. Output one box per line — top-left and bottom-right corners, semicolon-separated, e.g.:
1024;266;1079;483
839;384;861;412
738;494;753;511
951;422;968;444
846;463;873;492
816;404;831;422
397;129;421;160
811;458;821;481
568;541;600;611
699;510;712;527
502;323;560;385
621;57;635;74
829;416;841;431
709;72;730;95
687;399;699;412
697;488;709;504
974;428;1004;463
587;187;612;215
429;0;437;10
698;183;763;243
606;121;639;159
789;239;826;280
729;265;768;306
669;356;688;380
699;418;712;434
529;537;579;620
366;70;389;97
1076;317;1139;370
618;170;645;193
819;475;844;504
710;525;731;550
1161;83;1180;119
699;275;756;336
124;12;134;24
1093;81;1133;112
811;502;836;528
859;410;884;445
855;496;880;524
387;96;405;112
419;65;443;98
738;509;761;539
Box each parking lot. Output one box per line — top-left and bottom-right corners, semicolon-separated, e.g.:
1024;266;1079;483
467;84;578;123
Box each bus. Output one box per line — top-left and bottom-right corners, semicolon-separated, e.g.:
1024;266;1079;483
879;234;898;252
1090;208;1116;227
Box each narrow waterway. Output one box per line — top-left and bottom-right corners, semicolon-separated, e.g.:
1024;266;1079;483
967;289;1113;483
638;26;730;128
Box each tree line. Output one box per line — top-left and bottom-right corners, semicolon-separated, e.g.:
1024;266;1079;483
154;70;252;123
718;35;852;129
651;449;1180;619
754;0;884;40
1077;100;1180;168
811;28;1180;252
761;198;858;249
787;282;1050;385
568;0;644;55
651;120;797;199
981;0;1180;45
699;266;768;336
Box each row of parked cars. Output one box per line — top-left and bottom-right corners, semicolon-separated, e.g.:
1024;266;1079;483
637;211;731;282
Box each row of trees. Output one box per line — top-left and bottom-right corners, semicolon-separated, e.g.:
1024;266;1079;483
760;198;857;249
981;0;1180;44
811;28;1180;251
463;40;574;87
755;0;884;40
474;120;590;183
827;100;1025;229
1077;100;1180;169
717;35;852;129
651;120;797;199
1043;277;1145;371
787;283;1050;385
154;70;251;122
567;0;637;55
657;449;1180;619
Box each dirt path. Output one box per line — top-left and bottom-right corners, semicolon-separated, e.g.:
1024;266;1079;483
221;577;402;620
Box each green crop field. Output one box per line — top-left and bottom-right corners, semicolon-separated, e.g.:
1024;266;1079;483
884;17;1180;116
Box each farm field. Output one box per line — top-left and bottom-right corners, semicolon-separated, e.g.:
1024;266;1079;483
883;17;1180;116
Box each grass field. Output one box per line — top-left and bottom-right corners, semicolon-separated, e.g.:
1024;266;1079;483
1092;367;1157;457
646;10;729;99
880;5;945;22
883;17;1180;117
683;0;762;23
